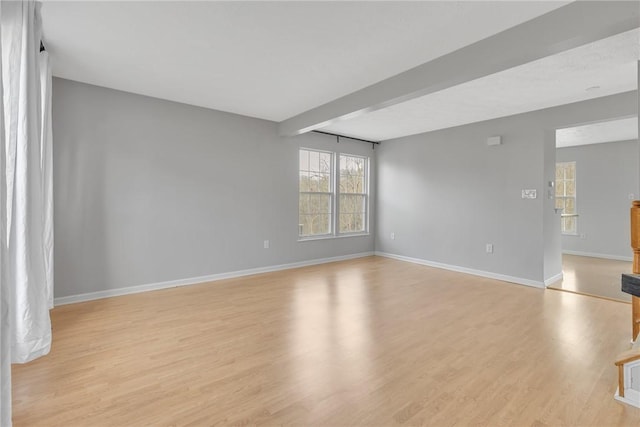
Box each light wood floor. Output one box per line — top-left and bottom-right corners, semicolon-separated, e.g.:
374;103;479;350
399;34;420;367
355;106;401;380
549;255;632;303
12;256;640;426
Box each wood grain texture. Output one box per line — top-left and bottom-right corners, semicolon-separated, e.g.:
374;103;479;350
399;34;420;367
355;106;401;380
548;255;632;303
12;256;640;426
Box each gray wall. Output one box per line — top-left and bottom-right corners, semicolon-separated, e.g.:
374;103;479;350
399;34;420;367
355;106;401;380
375;92;637;285
557;139;639;260
53;77;636;298
52;78;375;298
543;130;562;281
375;116;550;284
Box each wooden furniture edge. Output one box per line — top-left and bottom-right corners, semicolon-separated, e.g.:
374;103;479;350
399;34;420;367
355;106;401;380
615;348;640;367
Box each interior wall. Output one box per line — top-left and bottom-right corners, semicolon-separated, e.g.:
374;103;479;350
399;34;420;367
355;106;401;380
52;78;375;299
557;139;639;260
375;116;548;285
543;130;562;282
375;92;637;286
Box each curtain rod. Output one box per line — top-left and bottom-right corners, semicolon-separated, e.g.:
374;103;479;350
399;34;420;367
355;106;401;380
312;130;380;148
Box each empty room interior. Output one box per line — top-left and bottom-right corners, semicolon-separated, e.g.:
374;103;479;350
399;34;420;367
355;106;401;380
2;1;640;426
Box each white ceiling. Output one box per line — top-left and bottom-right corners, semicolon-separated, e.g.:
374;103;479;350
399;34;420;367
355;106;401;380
556;117;638;148
41;1;568;123
323;28;640;141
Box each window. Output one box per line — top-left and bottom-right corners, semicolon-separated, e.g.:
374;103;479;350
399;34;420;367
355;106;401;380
556;161;577;235
299;149;333;237
339;154;367;233
298;149;369;238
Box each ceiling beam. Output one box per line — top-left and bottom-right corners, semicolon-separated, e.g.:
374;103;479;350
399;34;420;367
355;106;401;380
278;1;640;137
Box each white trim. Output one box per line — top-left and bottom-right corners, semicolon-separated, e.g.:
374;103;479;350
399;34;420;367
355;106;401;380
562;250;633;262
615;388;640;408
298;232;370;242
54;252;374;306
544;272;564;287
374;251;545;289
614;359;640;408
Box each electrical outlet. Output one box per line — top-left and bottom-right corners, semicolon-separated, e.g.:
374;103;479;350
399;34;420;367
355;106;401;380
486;244;493;254
521;189;537;199
629;194;635;200
263;240;270;249
390;232;395;240
580;234;586;239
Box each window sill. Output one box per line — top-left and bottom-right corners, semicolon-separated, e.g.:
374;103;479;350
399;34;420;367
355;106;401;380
298;233;370;242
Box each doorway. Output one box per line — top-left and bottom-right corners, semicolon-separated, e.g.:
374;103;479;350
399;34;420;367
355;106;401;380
549;117;638;302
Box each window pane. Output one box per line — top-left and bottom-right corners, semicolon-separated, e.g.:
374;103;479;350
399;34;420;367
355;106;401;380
566;164;575;180
299;193;309;213
339;195;365;233
299;149;335;237
556;162;577;235
340;194;365;213
317;172;331;193
562;216;576;234
565;181;575;197
299;193;332;236
299;171;310;192
564;198;575;214
309;151;320;172
340;213;365;233
299;194;330;214
340;155;366;194
299;213;331;236
319;152;331;173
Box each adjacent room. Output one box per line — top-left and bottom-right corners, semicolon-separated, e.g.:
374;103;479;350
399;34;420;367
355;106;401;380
550;117;639;302
1;1;640;425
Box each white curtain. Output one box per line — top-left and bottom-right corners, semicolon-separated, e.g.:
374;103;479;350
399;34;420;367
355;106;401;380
0;0;10;423
0;1;53;424
39;43;53;311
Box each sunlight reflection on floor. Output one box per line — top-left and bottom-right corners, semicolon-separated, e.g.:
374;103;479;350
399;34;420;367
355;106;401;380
548;254;632;302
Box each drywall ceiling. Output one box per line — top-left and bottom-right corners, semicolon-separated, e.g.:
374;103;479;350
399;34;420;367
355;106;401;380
556;117;639;148
323;28;640;141
41;1;568;122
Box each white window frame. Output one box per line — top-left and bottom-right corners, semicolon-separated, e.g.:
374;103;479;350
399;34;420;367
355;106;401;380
556;161;578;236
338;153;369;236
298;148;335;238
298;148;370;240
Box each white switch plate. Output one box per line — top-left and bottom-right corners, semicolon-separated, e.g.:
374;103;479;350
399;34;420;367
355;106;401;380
486;243;493;253
629;194;635;200
390;232;395;240
263;240;270;249
522;189;537;199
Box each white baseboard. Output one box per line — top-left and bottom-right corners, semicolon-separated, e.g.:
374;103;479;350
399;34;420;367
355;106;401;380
374;251;545;288
54;251;375;306
544;272;564;287
563;250;633;262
